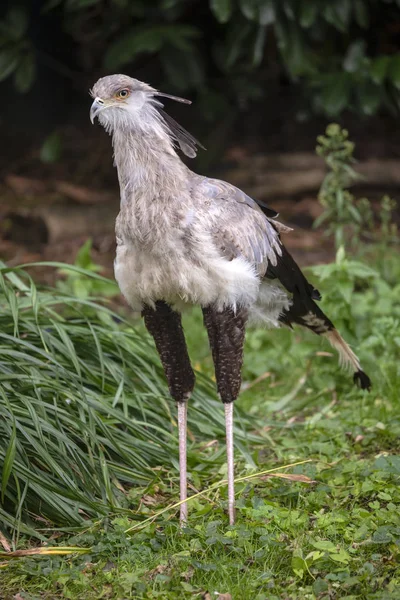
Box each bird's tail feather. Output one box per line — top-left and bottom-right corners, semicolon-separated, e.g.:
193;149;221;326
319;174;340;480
322;328;371;390
280;297;371;390
266;240;370;390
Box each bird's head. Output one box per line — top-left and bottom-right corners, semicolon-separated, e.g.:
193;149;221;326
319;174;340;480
89;74;204;157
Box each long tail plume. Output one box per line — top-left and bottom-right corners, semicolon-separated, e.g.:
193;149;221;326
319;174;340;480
323;329;371;390
266;239;371;391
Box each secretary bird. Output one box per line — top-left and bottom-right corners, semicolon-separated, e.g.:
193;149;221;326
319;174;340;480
90;75;371;525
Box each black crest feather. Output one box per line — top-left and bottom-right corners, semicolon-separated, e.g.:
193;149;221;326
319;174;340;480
159;109;206;158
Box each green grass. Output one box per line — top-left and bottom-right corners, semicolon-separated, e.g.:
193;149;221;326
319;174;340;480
0;244;400;599
0;263;261;537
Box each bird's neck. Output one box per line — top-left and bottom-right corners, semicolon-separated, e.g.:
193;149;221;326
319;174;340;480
112;129;188;204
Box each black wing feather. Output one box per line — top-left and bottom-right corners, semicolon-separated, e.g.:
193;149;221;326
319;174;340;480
265;240;333;332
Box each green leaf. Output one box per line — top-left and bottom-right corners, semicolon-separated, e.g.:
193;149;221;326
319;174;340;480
330;548;351;564
279;21;315;77
75;239;95;270
253;25;267;66
14;52;36;93
5;7;28;40
356;80;381;115
1;420;16;503
239;0;258;21
305;550;325;563
210;0;232;24
372;528;393;544
336;245;346;264
164;26;201;52
347;204;363;223
292;555;306;578
374;455;400;475
337;277;354;304
311;540;337;552
323;0;351;33
274;17;288;51
370;55;390;84
346;261;378;278
0;48;20;82
161;46;204;90
354;0;369;29
343;40;366;73
66;0;100;11
335;0;352;30
42;0;64;12
40;131;62;163
105;28;164;69
181;582;196;592
283;0;295;20
388;55;400;90
220;21;252;70
105;25;199;69
320;74;351;116
239;0;274;25
377;491;392;501
259;0;274;25
300;0;318;28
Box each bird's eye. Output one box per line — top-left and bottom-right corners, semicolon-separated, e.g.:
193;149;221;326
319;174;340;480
117;89;130;99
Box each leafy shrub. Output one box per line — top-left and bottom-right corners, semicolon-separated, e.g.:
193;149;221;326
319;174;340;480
1;1;400;118
315;124;398;253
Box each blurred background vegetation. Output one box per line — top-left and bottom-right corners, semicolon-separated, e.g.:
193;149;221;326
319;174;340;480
2;0;400;157
2;0;400;118
1;0;400;269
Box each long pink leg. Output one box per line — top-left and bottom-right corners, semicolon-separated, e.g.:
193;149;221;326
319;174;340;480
202;305;247;525
177;401;188;524
225;402;235;525
142;302;194;526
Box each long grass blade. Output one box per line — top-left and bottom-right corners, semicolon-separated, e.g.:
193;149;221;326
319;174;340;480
125;459;314;532
0;263;266;535
1;420;16;504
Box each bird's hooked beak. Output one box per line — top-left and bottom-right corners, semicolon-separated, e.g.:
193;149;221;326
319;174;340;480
90;97;107;124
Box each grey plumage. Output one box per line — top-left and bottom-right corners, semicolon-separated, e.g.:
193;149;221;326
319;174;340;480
90;74;371;524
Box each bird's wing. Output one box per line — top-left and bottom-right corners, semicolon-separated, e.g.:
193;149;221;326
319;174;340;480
197;177;284;272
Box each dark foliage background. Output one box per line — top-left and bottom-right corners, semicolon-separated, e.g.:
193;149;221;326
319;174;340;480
2;0;400;137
